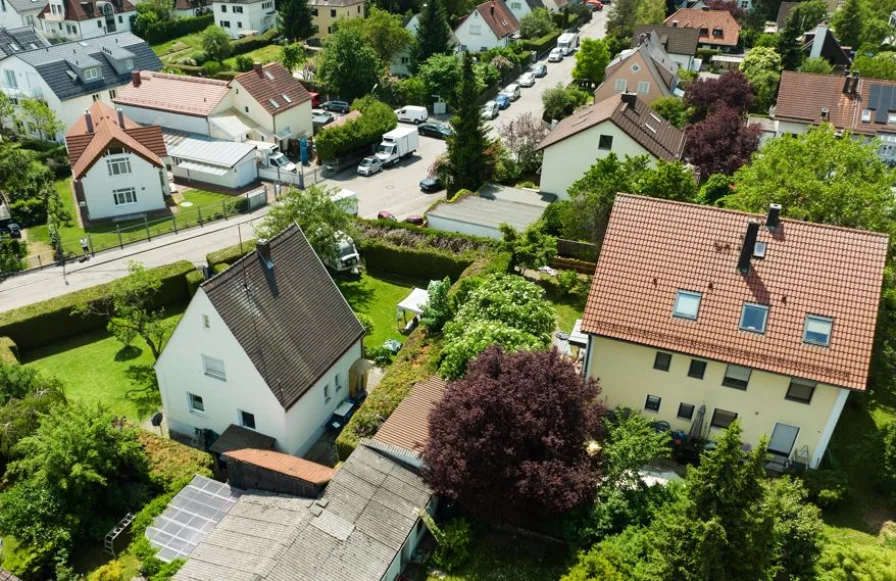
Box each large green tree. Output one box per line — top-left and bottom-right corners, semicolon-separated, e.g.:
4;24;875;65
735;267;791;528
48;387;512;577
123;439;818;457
852;52;896;81
0;364;66;460
200;25;231;61
499;223;557;272
337;7;413;64
413;0;452;70
256;184;357;263
20;99;64;141
831;0;863;48
446;52;489;195
606;0;638;44
777;13;804;71
318;27;380;102
277;0;317;41
572;38;611;86
519;7;558;39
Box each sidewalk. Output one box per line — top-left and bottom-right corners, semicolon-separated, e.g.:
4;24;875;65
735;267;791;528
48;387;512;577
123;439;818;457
0;207;269;312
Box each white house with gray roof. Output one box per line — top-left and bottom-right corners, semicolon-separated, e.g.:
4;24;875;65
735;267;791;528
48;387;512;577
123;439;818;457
0;25;47;59
0;31;161;140
162;445;434;581
212;0;275;38
0;0;47;30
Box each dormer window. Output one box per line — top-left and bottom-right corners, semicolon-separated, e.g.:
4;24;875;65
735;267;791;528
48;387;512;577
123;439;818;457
84;67;99;81
125;58;133;69
712;27;723;38
699;27;709;36
804;315;833;346
740;303;768;334
673;290;701;320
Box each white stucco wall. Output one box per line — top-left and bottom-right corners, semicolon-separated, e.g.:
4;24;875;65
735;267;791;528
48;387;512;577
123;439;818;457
79;151;166;219
774;119;810;136
539;119;657;199
0;5;41;28
116;104;213;136
283;339;362;456
668;52;694;71
40;10;133;40
214;0;275;38
172;150;257;189
505;0;529;25
156;289;291;449
455;10;504;52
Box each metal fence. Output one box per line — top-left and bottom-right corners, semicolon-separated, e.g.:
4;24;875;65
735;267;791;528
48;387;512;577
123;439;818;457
18;188;267;273
557;238;599;262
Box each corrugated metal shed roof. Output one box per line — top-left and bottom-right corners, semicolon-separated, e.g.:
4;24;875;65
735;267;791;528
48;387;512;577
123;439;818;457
427;184;554;232
169;137;256;167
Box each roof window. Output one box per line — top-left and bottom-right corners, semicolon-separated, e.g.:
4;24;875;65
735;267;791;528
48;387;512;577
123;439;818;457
803;315;833;346
264;70;274;80
269;98;280;108
282;93;292;103
740;303;768;334
753;241;767;258
673;290;701;320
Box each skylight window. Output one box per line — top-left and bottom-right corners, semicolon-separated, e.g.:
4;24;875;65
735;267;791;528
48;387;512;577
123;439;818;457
804;315;833;346
753;241;767;258
645;122;657;133
281;93;291;103
740;303;768;334
264;70;274;80
268;98;280;108
673;290;701;320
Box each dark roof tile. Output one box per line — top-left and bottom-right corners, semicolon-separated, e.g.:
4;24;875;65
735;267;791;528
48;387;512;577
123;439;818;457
632;24;699;55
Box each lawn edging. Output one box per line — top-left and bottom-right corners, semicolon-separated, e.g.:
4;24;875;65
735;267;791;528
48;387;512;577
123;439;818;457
335;252;512;460
0;260;195;351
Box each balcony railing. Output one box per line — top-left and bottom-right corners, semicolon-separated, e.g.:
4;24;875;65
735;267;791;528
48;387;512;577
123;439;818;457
0;84;43;100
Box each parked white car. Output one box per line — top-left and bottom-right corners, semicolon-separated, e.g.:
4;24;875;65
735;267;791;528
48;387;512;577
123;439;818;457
481;101;499;120
518;72;535;87
357;156;384;176
548;48;564;62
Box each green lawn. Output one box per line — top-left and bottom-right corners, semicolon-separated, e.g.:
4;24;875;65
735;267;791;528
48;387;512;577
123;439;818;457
26;184;239;255
336;274;428;350
538;278;586;334
223;44;283;69
22;308;186;421
152;31;208;60
416;531;570;581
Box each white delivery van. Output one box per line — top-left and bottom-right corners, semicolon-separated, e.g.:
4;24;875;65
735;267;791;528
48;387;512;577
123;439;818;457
558;32;579;55
333;188;358;216
376;127;419;167
395;105;429;124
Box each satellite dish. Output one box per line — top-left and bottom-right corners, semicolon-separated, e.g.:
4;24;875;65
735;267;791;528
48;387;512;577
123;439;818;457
151;412;163;427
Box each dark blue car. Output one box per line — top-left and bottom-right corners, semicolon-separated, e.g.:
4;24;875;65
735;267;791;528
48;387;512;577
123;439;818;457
495;93;511;109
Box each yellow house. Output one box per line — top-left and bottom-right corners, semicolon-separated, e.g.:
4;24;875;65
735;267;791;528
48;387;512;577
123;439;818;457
581;195;889;470
310;0;365;38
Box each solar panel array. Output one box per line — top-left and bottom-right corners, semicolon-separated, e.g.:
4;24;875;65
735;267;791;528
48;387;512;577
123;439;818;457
867;84;896;124
145;475;242;563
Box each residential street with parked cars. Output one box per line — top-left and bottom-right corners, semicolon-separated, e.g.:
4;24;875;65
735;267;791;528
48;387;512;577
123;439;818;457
320;10;608;220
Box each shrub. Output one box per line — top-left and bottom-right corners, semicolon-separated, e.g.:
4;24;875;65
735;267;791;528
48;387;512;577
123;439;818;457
798;468;850;508
315;100;397;162
140;13;214;45
202;61;223;76
432;518;473;572
556;269;583;296
880;420;896;500
230;28;279;56
234;54;254;72
188;50;208;64
0;260;194;350
519;30;561;54
206;239;256;272
185;270;204;297
0;336;18;364
87;560;123;581
226;196;250;214
365;345;394;366
359;238;477;282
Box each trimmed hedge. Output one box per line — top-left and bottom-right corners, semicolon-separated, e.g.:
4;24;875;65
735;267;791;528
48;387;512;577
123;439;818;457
231;28;280;57
315;100;397;161
186;270;204;297
358;238;478;282
0;261;194;351
142;13;214;45
519;30;561;54
206;239;255;272
334;252;512;460
0;336;18;364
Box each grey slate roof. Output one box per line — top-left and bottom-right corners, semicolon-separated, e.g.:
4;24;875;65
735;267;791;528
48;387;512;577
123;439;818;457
172;445;433;581
2;0;47;13
200;225;365;411
632;24;699;56
427;184;555;232
0;26;49;58
14;32;161;101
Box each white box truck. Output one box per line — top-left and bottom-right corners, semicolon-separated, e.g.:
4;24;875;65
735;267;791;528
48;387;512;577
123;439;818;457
376;127;419;167
558;32;579;55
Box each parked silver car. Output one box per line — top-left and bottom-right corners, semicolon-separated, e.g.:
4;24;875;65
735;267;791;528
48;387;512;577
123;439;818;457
481;101;499;120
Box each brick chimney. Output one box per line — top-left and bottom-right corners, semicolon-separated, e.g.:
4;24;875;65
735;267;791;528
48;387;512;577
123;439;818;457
131;70;141;88
254;62;264;78
117;107;125;128
84;109;93;133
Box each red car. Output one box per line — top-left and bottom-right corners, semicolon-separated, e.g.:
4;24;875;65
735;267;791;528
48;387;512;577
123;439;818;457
404;215;426;226
585;0;602;9
309;92;322;108
377;210;396;221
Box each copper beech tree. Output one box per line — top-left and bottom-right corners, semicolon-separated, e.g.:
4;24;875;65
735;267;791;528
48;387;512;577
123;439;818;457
423;347;605;523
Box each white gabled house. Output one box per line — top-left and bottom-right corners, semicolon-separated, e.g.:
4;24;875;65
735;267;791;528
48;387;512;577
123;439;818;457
454;0;519;53
0;0;48;29
212;0;275;38
155;225;366;457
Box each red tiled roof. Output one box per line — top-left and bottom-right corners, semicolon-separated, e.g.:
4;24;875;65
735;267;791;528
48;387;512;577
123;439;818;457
65;101;166;179
775;71;896;136
537;93;685;161
40;0;135;21
224;448;335;484
113;71;231;117
663;8;740;47
372;376;447;455
582;195;888;391
232;62;311;116
474;0;519;39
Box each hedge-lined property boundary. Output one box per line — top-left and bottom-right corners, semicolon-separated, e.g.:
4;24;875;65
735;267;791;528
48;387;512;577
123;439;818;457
0;261;195;351
335;251;512;459
519;30;562;55
206;238;256;273
141;13;214;45
0;337;18;364
358;238;479;282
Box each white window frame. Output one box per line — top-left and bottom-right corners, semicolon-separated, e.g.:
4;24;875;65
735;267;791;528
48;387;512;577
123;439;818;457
188;392;205;413
637;81;650;94
614;79;627;92
4;70;17;89
673;290;701;320
803;315;833;346
125;58;133;69
239;409;256;429
112;187;136;206
107;156;131;176
84;67;99;81
739;303;769;334
202;354;226;380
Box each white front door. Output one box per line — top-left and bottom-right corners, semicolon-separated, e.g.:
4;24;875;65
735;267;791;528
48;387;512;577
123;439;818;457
768;423;799;457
